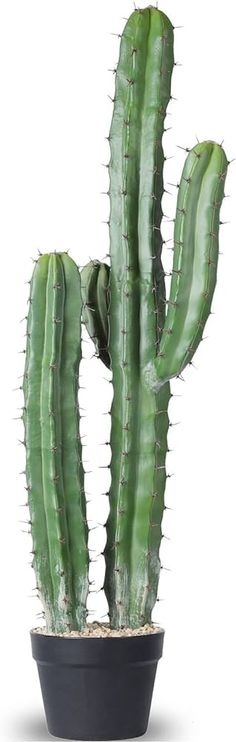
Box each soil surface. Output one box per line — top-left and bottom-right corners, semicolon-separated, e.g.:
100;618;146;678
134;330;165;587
33;622;162;638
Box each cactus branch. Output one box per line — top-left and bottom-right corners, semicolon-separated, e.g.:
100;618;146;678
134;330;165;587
145;142;228;391
81;261;110;368
23;254;88;632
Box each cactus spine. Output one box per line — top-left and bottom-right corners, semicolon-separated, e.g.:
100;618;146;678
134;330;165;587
102;8;173;627
102;8;227;628
23;6;228;633
145;141;228;391
23;253;88;632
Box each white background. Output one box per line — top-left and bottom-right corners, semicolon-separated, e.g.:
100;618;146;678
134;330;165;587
0;0;235;740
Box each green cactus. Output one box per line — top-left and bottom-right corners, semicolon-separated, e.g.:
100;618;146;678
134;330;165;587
23;6;228;634
102;7;228;628
23;253;88;632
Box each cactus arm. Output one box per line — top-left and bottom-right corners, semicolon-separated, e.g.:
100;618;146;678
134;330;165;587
81;261;110;368
24;253;88;632
145;142;228;391
23;255;55;630
105;8;174;627
60;254;89;629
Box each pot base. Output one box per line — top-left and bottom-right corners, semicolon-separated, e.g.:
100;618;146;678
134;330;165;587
31;628;164;741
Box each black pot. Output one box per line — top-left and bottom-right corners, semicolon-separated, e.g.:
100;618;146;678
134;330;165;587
30;628;164;741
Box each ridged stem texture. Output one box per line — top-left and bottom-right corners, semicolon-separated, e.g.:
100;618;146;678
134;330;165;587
145;141;228;390
23;253;88;632
104;7;228;628
23;6;228;634
105;7;174;628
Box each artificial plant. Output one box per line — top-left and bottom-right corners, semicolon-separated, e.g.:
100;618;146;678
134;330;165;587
23;6;228;631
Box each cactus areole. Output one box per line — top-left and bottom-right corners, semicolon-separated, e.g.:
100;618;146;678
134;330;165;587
25;6;228;741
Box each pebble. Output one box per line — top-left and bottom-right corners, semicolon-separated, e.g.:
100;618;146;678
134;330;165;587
33;622;162;639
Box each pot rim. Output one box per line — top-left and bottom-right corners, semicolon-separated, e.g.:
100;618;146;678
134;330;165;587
30;625;165;666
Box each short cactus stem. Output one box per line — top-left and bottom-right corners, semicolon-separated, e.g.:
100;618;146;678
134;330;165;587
81;260;110;368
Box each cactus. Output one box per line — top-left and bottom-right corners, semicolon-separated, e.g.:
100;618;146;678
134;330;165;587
23;253;88;632
23;6;228;633
102;7;228;628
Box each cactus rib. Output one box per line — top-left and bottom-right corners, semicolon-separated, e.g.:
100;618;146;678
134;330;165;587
23;253;88;632
60;254;89;628
23;256;55;630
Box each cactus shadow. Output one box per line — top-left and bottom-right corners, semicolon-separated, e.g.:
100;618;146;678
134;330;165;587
7;710;191;741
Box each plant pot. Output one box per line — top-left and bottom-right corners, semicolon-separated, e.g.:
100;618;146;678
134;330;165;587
30;628;164;740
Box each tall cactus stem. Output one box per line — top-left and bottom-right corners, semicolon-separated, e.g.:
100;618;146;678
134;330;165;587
105;8;174;627
23;253;88;632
